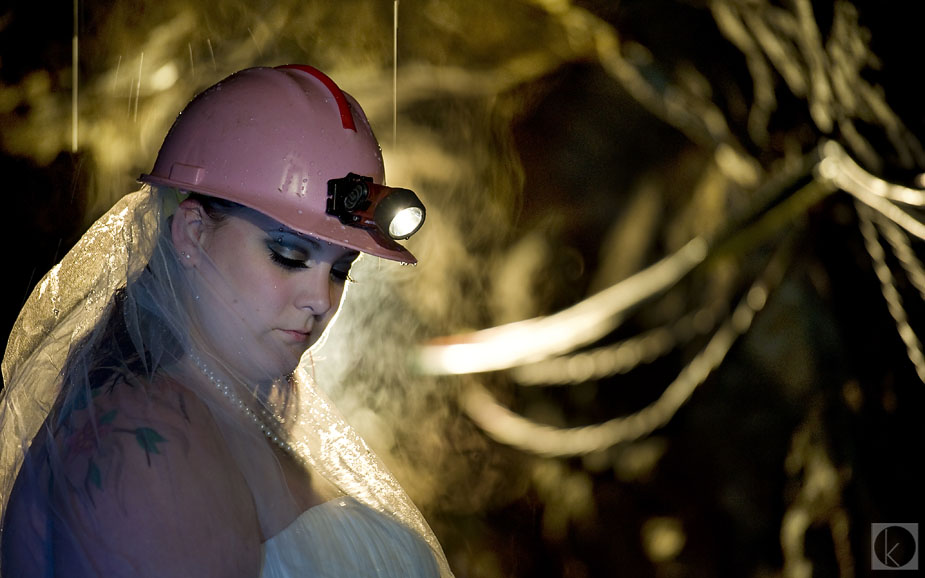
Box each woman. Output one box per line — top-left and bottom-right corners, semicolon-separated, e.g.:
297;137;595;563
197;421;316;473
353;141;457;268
0;65;451;577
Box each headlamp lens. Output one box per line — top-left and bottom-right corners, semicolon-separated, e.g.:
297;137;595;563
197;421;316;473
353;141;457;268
388;206;425;239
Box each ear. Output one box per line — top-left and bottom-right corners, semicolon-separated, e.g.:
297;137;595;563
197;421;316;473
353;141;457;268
171;198;208;268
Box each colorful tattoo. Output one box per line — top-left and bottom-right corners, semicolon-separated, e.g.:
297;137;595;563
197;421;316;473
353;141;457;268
60;407;169;494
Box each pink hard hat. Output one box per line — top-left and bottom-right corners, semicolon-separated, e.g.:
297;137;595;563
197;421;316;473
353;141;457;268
140;65;417;263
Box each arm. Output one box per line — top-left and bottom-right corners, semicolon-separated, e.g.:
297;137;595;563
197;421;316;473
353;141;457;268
6;376;263;578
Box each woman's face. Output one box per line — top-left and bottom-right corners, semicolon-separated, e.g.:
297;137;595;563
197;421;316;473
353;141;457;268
175;200;359;383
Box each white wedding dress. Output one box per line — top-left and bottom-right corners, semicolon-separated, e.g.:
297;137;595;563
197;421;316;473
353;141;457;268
260;497;440;578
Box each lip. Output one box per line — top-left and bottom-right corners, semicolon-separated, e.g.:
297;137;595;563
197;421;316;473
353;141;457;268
279;329;312;343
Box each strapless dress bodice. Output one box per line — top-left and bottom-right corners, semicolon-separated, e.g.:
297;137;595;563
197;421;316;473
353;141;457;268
260;497;439;578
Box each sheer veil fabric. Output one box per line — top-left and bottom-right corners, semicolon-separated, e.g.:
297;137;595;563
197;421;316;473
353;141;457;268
0;186;452;576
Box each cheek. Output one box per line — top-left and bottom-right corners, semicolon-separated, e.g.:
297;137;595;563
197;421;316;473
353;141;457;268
245;270;292;313
211;255;285;317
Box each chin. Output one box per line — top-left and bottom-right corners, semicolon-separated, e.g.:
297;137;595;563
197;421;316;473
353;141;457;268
279;348;309;376
238;353;300;385
256;337;308;373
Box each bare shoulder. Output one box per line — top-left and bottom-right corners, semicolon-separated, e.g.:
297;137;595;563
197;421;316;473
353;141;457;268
49;373;262;576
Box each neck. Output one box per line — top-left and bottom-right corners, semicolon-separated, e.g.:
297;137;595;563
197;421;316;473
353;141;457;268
187;352;306;465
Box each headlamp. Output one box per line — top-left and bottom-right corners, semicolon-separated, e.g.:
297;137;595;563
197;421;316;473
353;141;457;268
326;173;426;240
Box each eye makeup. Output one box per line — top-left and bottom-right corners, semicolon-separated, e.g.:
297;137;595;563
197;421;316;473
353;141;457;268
266;233;313;270
265;232;358;282
267;232;315;269
330;254;359;282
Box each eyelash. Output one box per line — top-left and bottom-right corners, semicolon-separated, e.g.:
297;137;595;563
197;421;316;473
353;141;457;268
267;249;355;283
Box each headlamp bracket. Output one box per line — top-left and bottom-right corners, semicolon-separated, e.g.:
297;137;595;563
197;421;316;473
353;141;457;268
327;173;375;226
327;172;426;240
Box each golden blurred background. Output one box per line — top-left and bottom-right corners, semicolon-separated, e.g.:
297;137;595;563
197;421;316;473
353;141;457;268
2;1;923;576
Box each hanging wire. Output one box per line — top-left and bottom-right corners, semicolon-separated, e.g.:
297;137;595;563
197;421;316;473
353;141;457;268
511;301;724;386
814;139;925;384
459;234;794;457
72;0;79;152
877;215;925;302
418;144;831;379
856;203;925;384
527;0;762;187
818;140;925;208
393;0;399;150
415;237;710;375
435;139;925;457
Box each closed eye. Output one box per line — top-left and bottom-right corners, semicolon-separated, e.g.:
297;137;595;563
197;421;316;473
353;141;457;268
331;253;359;283
268;239;358;283
267;239;310;270
330;267;354;283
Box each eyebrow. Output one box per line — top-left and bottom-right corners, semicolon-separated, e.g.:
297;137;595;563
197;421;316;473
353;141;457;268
273;228;323;249
241;208;356;257
271;227;360;261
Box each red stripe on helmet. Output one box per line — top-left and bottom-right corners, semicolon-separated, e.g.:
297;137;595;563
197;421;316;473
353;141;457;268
276;64;358;132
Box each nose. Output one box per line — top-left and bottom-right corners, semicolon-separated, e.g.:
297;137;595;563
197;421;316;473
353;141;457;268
294;265;333;315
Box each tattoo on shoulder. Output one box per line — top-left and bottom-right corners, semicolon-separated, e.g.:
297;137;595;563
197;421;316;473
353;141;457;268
62;408;169;493
56;379;176;496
